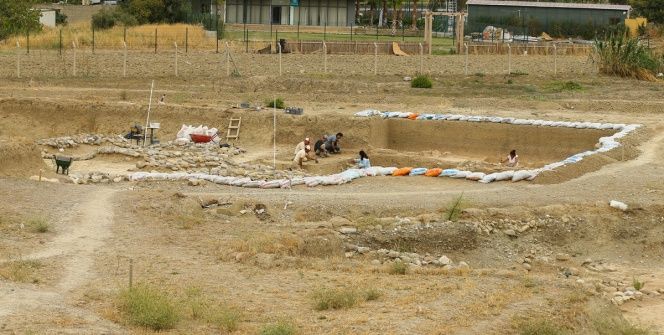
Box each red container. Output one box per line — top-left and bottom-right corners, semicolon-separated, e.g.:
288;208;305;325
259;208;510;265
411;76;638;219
190;134;215;143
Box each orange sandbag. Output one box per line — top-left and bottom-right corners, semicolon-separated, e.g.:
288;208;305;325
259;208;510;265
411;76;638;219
392;167;413;176
407;113;419;120
425;168;442;177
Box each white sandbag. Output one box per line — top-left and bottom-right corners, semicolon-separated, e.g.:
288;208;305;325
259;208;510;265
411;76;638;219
467;116;482;122
355;109;381;117
494;170;515;181
479;173;498;183
386;112;401;118
230;177;251;186
242;180;264;188
447;115;461;121
450;171;470;179
609;200;628;211
398;112;412;118
512;170;533;182
378;167;398;176
260;180;282;189
363;167;381;177
465;172;486;181
289;178;305;186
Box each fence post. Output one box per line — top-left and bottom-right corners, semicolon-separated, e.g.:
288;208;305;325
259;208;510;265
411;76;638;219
323;42;327;73
92;26;95;54
374;42;378;75
226;42;230;76
278;43;282;76
59;29;62;57
464;43;468;75
185;27;188;54
16;42;21;79
124;25;127;43
154;28;157;54
123;41;127;77
72;41;77;77
507;43;511;75
419;42;423;74
553;44;557;76
174;42;178;77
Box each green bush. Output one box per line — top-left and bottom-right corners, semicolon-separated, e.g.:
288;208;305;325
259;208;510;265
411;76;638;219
206;306;241;332
266;98;285;109
364;288;381;301
547;81;583;93
389;260;407;275
444;193;464;222
517;319;567;335
260;321;296;335
92;7;138;30
411;75;433;89
28;217;49;233
118;284;180;331
593;34;662;81
312;288;358;311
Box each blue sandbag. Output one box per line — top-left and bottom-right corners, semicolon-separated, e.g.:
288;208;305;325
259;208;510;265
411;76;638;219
409;168;427;176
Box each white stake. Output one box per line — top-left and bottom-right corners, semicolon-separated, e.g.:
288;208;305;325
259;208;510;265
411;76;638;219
507;43;511;75
72;41;77;77
225;42;230;76
174;42;178;77
464;43;468;76
374;42;378;75
144;80;155;146
16;41;20;79
123;41;127;77
419;42;423;74
323;42;327;73
553;44;557;76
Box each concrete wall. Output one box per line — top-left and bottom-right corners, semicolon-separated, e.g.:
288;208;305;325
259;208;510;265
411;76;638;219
39;10;57;28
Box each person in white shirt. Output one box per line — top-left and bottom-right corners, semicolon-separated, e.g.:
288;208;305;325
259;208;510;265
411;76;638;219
501;149;519;167
293;145;317;168
294;137;310;155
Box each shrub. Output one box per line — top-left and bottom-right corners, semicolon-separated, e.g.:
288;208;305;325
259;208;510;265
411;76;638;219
389;260;407;275
633;277;645;291
593;34;662;81
118;284;180;331
206;306;241;332
260;321;296;335
411;75;433;88
444;193;464;222
364;288;382;301
28;217;49;233
266;98;285;109
91;7;138;30
517;319;567;335
547;81;583;93
312;288;358;311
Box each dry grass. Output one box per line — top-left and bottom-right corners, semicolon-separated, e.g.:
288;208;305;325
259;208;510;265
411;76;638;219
260;320;296;335
3;23;213;50
0;259;43;283
311;286;381;311
117;283;180;331
225;231;342;259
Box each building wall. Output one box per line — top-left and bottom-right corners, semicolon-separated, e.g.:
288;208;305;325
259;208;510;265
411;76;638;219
39;10;57;28
226;0;353;26
467;5;629;35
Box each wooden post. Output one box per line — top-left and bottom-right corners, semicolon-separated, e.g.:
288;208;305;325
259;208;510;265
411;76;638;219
72;41;77;77
507;43;511;75
374;42;378;75
419;42;423;74
174;42;178;77
16;42;21;79
185;27;188;54
92;26;95;54
123;41;127;77
154;28;157;54
59;29;63;57
323;42;327;73
128;258;133;289
464;43;468;76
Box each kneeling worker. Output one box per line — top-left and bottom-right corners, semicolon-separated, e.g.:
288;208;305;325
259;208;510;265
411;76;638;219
293;145;318;169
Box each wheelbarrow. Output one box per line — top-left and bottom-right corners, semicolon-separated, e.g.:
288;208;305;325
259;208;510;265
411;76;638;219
190;133;217;143
54;156;73;175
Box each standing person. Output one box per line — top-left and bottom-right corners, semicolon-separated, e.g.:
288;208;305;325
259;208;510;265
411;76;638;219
314;135;328;157
355;150;371;169
501;149;519;167
324;132;343;154
158;94;166;105
294;137;311;155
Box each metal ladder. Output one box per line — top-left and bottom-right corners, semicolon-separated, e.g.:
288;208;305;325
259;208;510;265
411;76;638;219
226;117;242;141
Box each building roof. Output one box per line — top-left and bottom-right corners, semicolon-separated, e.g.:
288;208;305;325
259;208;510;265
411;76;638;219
466;0;631;11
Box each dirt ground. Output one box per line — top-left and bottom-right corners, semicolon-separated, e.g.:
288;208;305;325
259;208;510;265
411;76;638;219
1;52;664;335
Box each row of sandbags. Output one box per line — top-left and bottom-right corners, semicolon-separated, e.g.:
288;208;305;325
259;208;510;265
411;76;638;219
388;167;535;183
354;110;642;178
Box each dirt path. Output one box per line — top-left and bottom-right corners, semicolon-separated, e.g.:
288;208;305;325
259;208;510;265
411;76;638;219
0;188;123;333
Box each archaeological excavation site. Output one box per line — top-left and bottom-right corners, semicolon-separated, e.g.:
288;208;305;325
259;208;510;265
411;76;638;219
1;17;664;335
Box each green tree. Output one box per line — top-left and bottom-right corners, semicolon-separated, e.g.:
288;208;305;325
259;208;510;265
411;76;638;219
0;0;41;40
163;0;192;23
630;0;664;23
121;0;166;24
